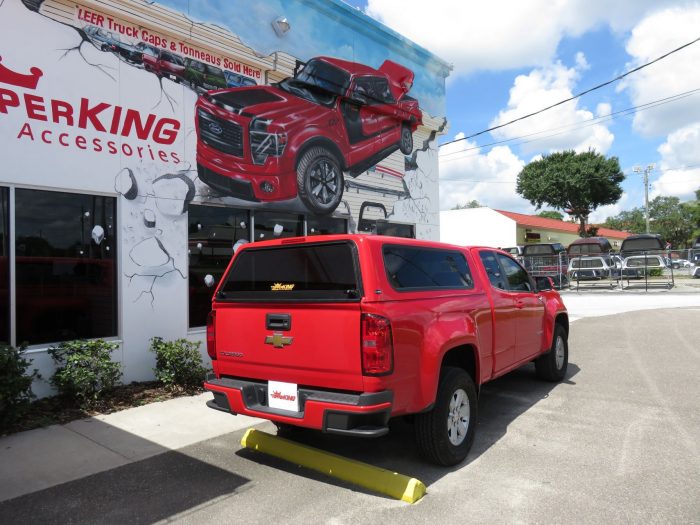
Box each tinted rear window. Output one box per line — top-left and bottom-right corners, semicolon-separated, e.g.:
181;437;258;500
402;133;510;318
523;245;554;255
220;242;359;300
569;244;606;255
621;238;664;252
383;245;474;290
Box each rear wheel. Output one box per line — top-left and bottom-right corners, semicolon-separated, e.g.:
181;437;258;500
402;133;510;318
415;367;477;466
535;324;568;382
296;146;344;215
399;124;413;155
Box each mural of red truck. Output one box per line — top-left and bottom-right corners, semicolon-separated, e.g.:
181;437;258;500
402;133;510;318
195;56;422;214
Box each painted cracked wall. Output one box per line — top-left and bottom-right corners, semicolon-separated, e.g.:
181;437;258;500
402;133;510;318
0;0;448;382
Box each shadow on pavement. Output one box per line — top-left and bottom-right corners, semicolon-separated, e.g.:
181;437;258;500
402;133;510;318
0;422;250;524
238;361;580;492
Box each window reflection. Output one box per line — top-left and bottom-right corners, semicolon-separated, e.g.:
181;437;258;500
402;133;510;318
188;205;250;328
253;211;303;241
306;216;347;235
0;187;9;344
15;189;117;345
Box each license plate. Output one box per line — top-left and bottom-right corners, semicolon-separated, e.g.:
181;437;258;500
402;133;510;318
268;380;299;412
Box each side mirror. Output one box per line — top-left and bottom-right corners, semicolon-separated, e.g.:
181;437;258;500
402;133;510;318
535;276;554;292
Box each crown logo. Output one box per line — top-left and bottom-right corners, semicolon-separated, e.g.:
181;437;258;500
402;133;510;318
0;56;43;90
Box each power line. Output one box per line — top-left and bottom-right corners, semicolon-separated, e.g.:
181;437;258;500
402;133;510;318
439;87;700;163
440;35;700;148
440;163;700;185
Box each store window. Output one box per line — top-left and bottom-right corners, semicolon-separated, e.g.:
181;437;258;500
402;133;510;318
188;205;250;328
375;221;415;238
253;211;303;241
0;187;9;344
14;189;117;345
307;216;348;235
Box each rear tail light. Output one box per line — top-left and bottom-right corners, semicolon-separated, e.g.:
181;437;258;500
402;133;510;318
206;310;217;360
361;313;393;376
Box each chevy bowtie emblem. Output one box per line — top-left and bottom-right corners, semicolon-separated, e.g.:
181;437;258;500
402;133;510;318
265;332;294;348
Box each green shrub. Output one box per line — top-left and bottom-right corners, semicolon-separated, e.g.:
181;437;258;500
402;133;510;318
49;339;122;408
150;337;207;392
649;268;663;277
0;344;39;429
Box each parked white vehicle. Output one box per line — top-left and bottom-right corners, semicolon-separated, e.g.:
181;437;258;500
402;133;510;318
568;255;621;281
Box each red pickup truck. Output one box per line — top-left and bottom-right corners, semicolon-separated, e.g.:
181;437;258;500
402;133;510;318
195;56;421;215
204;235;569;465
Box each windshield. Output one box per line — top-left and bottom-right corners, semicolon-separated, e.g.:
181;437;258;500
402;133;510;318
278;59;350;106
295;59;350;96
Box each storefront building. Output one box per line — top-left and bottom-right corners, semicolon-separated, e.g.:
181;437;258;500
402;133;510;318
0;0;450;395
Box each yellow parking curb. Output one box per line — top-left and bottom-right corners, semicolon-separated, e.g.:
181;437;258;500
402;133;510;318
240;428;426;504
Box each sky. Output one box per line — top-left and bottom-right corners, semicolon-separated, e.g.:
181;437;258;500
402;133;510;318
344;0;700;223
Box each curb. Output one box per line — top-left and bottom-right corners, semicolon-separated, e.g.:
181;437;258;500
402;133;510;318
240;428;426;504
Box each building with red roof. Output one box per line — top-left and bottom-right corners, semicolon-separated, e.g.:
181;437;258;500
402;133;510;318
440;207;630;249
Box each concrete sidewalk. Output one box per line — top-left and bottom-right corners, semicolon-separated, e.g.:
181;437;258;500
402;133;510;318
0;394;261;502
1;291;699;504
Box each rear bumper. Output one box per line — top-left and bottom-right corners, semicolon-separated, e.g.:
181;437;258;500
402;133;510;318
204;375;392;438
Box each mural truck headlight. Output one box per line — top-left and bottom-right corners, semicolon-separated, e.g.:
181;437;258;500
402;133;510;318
250;120;287;165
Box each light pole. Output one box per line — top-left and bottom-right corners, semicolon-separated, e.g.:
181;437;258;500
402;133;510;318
633;164;655;233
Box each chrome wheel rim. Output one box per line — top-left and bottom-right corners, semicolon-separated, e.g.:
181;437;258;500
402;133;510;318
555;336;566;370
309;159;339;205
447;388;470;446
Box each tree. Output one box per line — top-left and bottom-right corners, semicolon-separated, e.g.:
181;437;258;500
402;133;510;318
451;200;482;210
603;190;700;247
537;210;564;221
602;208;645;233
648;196;694;248
516;150;624;236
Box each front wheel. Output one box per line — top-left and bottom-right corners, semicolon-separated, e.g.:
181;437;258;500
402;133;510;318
399;124;413;155
415;367;477;466
535;324;568;382
296;146;344;215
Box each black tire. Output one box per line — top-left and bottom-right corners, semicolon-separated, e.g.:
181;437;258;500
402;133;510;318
415;367;478;466
296;146;344;215
399;124;413;155
535;324;568;382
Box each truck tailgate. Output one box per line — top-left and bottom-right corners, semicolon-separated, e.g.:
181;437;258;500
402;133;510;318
214;302;363;391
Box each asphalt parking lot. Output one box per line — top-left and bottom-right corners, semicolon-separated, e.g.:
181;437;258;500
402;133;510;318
1;307;699;524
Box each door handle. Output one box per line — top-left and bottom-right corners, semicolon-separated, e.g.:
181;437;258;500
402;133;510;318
266;313;291;331
515;300;524;309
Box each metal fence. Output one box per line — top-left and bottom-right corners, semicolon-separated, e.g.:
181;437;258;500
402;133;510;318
522;252;570;289
521;248;700;291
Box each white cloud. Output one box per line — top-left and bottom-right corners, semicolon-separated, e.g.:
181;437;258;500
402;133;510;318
489;60;614;155
650;123;700;200
621;5;700;137
589;192;631;223
365;0;685;77
575;52;590;71
439;133;531;212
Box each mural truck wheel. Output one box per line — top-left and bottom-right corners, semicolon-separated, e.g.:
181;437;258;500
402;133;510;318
296;146;344;215
399;123;413;155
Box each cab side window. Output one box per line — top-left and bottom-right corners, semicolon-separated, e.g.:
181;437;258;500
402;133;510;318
497;253;532;292
479;251;507;290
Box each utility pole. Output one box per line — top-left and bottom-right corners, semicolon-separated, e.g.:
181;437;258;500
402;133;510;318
633;164;655;233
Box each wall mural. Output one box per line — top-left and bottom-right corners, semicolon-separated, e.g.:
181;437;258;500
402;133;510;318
1;0;446;310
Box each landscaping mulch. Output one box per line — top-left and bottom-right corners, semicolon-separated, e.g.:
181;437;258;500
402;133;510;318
1;382;204;437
